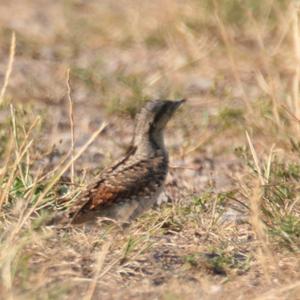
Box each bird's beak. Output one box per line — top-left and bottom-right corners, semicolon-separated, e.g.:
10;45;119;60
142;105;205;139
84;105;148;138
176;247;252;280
178;99;186;104
173;99;186;110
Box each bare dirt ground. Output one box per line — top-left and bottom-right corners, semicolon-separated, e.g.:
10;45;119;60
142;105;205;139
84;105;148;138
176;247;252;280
0;1;299;299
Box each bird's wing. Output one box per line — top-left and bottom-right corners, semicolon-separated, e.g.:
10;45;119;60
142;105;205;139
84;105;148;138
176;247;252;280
67;146;136;215
69;155;167;223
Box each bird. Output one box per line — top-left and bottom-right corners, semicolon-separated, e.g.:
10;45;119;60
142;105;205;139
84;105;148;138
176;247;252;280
52;99;185;225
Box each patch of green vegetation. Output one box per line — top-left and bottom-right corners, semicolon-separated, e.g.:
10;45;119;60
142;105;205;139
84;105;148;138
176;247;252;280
216;191;236;205
7;175;48;208
290;138;300;153
72;67;96;87
0;122;10;159
185;19;205;33
144;29;168;49
184;249;250;275
203;249;250;275
234;146;256;172
264;186;299;250
146;204;185;232
122;236;137;260
270;215;300;251
237;146;300;250
56;184;69;196
192;192;212;211
202;0;289;27
121;233;154;263
204;251;231;275
160;215;184;232
251;97;292;131
183;254;198;267
71;65;103;91
254;97;273;118
34;284;71;300
272;161;300;181
13;252;32;291
162;291;182;300
119;35;135;48
192;191;233;214
217;106;244;129
11;176;27;198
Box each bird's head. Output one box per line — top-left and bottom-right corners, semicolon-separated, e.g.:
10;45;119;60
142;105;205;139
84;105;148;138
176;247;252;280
133;99;186;150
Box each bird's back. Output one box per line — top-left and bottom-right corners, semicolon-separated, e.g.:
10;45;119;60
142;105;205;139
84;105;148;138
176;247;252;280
69;147;168;224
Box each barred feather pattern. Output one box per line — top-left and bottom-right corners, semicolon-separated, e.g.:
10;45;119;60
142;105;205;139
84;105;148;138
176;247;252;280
68;148;168;224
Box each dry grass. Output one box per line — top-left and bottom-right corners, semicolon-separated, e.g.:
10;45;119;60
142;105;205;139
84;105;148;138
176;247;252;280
0;0;299;299
0;31;15;105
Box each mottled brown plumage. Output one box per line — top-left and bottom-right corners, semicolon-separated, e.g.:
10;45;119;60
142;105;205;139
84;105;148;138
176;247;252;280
55;99;185;225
